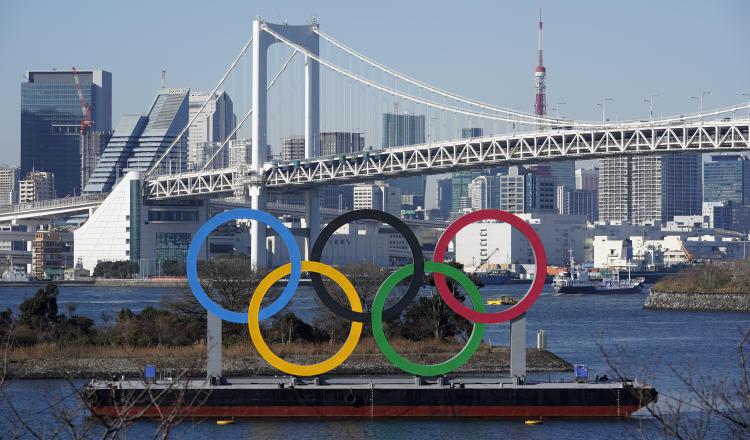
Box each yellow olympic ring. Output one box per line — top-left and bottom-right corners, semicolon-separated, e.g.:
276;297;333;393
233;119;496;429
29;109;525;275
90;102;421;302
248;261;363;376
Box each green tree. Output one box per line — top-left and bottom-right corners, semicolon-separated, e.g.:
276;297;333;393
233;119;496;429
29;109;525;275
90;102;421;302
19;283;61;330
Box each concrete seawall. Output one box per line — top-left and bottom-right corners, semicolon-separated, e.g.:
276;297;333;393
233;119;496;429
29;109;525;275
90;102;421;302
645;290;750;312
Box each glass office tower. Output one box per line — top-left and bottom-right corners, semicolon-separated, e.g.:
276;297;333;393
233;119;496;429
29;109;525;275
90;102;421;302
382;113;426;196
21;70;112;196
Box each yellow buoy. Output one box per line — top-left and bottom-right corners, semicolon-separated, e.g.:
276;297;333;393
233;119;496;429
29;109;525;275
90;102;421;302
216;420;235;425
524;419;543;425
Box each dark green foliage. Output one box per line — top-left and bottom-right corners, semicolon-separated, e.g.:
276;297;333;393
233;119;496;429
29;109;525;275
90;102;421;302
103;306;204;346
93;260;139;279
19;283;60;329
8;284;102;346
266;312;328;344
396;293;473;342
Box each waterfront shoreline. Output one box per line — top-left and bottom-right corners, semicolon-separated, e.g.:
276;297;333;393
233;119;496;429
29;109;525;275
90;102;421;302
645;290;750;312
5;345;571;379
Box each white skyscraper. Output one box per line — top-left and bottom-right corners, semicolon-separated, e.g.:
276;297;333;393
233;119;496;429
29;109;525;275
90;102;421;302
187;91;235;170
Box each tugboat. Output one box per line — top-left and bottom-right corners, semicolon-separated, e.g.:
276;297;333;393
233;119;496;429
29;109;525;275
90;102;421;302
553;255;644;295
486;296;518;306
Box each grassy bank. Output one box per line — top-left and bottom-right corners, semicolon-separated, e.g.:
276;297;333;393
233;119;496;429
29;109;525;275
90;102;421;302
654;261;750;294
6;338;572;379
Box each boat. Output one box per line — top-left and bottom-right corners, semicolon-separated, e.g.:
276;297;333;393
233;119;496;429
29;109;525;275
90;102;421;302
473;269;515;285
486;296;518;305
552;255;644;295
2;265;29;282
84;375;657;418
83;301;657;419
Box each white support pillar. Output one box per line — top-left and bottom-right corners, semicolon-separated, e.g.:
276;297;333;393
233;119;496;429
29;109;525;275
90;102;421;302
206;311;222;382
303;23;320;259
251;18;270;269
249;184;266;268
510;313;527;379
250;19;320;263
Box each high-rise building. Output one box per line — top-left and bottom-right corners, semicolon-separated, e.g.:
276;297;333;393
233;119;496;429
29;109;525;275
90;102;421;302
498;166;554;214
400;194;424;211
319;132;364;209
320;132;365;156
599;154;702;225
546;161;576;190
451;128;485;213
468;175;500;210
187;91;235;170
575;167;599;191
631;154;702;224
80;130;114;189
0;167;20;207
228;138;252;167
382;113;426;196
353;183;401;216
354;184;383;211
598;157;632;222
31;231;71;279
19;171;55;203
83;88;189;193
436;177;453;216
228;140;272;168
558;185;598;221
281;136;306;161
21;69;112;196
704;155;750;205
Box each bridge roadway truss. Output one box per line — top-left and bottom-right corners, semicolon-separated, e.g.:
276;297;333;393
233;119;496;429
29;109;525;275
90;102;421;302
146;119;750;200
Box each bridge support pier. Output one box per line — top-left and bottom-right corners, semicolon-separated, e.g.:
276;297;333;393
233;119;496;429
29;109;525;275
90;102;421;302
304;189;320;258
510;313;527;381
206;311;222;383
249;184;267;269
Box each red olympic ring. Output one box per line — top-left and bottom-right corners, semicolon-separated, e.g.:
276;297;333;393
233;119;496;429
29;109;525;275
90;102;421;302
432;209;547;324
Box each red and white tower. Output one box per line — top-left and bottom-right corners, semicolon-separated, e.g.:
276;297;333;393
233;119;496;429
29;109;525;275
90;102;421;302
534;9;547;117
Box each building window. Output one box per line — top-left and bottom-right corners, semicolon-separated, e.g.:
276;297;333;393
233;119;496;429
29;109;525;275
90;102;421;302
155;232;191;265
147;210;199;222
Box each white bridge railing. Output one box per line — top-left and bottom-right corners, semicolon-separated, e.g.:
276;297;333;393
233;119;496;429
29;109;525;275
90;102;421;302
145;119;750;200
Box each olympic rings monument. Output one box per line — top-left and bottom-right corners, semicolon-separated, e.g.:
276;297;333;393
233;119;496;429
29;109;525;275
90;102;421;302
188;207;545;382
185;19;543;383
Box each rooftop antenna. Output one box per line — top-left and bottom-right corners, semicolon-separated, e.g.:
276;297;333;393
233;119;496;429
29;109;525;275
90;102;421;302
161;70;166;89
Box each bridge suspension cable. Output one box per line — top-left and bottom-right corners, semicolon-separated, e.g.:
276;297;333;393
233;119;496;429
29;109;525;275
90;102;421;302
314;29;750;130
264;26;561;127
146;35;255;178
315;29;562;126
199;50;298;172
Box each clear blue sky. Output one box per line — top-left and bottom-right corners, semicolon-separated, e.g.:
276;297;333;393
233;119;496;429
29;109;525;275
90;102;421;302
1;0;748;167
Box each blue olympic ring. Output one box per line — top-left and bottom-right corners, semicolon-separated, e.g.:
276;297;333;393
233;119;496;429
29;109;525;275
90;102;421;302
186;208;302;323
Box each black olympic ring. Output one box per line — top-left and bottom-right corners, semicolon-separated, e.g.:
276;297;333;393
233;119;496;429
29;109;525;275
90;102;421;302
309;209;425;323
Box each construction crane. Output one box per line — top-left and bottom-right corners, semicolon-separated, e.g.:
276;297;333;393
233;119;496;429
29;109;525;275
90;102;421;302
71;66;93;134
478;247;500;271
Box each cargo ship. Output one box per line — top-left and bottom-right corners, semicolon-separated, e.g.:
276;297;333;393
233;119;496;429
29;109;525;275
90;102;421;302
84;375;657;418
552;256;644;295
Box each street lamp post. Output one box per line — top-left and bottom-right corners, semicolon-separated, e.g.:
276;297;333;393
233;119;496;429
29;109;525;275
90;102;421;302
555;101;566;121
642;94;660;120
690;90;711;116
742;93;750;119
596;97;613;124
